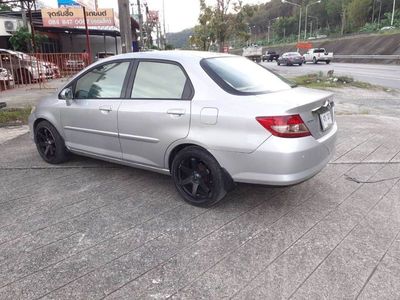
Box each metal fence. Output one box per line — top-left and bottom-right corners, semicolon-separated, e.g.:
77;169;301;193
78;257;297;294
0;52;90;92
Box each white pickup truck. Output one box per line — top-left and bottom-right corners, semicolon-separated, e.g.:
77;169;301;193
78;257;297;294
303;48;333;64
242;45;263;62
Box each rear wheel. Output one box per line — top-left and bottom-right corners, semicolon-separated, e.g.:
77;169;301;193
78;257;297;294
313;57;317;64
34;120;70;164
326;60;331;64
299;63;303;66
277;61;280;66
171;146;227;207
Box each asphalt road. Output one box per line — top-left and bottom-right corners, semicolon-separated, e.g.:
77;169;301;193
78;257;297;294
263;61;400;90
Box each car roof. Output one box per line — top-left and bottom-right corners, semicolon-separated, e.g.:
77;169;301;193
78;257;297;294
0;48;17;55
104;50;234;63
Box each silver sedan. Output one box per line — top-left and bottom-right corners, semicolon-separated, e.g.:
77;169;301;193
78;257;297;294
29;51;337;206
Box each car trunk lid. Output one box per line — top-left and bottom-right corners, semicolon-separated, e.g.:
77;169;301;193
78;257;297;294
254;87;335;139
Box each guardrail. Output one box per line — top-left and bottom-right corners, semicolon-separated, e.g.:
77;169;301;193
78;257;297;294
334;54;400;61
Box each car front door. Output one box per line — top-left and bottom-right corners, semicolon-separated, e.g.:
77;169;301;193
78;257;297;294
118;60;193;168
60;60;131;159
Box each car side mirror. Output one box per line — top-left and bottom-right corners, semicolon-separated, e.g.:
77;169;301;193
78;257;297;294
60;87;73;105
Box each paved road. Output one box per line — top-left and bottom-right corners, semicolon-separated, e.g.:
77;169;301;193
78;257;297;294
1;115;400;299
264;62;400;90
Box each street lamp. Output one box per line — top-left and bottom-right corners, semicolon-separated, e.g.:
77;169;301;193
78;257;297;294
304;0;321;40
391;0;396;27
267;17;280;44
282;0;302;50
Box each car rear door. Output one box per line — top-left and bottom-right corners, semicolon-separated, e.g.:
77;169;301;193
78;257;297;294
118;59;193;168
60;60;131;159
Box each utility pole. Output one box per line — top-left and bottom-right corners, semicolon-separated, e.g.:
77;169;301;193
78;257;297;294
163;0;167;49
137;0;144;50
118;0;132;53
391;0;396;26
82;6;92;62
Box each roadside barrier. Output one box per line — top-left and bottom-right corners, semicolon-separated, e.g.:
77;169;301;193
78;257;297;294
0;52;90;92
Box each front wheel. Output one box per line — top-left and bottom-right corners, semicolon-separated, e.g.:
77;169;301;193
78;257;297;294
326;60;331;64
277;61;281;66
299;63;303;66
313;57;317;64
34;120;70;164
171;146;227;207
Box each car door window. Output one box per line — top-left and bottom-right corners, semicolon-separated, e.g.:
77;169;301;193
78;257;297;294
74;61;129;99
131;61;187;99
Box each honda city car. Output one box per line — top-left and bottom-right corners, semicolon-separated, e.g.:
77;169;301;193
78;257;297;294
29;51;337;206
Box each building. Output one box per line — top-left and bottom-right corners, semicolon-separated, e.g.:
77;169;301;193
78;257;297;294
0;9;140;58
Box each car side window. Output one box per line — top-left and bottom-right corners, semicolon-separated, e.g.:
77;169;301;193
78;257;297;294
131;61;187;99
74;61;129;99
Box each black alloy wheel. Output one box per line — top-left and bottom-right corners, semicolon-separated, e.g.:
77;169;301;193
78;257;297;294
36;126;57;160
34;120;70;164
178;157;213;200
172;146;227;207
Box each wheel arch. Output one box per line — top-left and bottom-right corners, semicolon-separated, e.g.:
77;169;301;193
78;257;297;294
32;114;65;142
166;142;235;191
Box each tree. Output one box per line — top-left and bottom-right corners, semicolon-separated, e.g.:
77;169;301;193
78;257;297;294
9;27;47;52
0;3;13;12
347;0;373;28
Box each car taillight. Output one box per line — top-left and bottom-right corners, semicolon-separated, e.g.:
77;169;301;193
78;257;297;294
256;115;311;138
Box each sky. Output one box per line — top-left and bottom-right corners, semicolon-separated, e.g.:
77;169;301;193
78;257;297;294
40;0;267;33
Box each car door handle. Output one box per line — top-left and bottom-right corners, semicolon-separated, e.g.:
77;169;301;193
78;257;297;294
167;109;185;116
99;105;112;113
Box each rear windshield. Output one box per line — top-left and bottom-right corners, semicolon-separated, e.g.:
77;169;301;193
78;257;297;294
314;49;325;53
201;56;294;95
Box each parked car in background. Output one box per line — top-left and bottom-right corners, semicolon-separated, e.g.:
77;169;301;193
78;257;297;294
0;49;47;83
303;48;333;64
14;51;55;79
0;67;14;90
262;51;280;62
29;51;336;207
277;52;304;66
64;54;87;71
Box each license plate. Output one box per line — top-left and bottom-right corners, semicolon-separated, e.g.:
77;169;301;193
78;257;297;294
319;110;333;131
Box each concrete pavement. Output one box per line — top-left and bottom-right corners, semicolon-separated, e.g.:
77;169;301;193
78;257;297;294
0;115;400;299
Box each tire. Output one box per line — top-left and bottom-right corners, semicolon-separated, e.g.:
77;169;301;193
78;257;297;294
299;63;303;66
34;120;70;164
326;60;330;64
277;61;280;66
171;146;227;207
313;57;317;64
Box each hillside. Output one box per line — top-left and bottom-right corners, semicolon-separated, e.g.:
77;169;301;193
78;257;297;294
231;32;400;63
166;28;193;49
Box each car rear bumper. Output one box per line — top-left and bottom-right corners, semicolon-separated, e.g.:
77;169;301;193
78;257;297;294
317;57;331;61
210;123;337;186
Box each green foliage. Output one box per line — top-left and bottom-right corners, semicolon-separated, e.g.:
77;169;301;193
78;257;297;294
169;0;400;49
347;0;373;29
0;3;13;12
165;44;175;50
0;107;32;125
9;27;48;52
293;73;380;90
